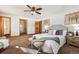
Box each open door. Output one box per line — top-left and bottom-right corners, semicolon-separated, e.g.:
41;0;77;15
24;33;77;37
19;19;27;35
35;21;42;34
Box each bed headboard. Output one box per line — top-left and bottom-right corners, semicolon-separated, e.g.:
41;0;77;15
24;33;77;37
48;25;67;30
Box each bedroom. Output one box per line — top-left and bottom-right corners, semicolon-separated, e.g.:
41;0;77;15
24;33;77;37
0;5;79;54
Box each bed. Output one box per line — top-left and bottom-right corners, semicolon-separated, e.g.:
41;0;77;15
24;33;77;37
29;25;67;54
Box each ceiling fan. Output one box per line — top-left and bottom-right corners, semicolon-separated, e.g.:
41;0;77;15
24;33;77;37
24;5;42;15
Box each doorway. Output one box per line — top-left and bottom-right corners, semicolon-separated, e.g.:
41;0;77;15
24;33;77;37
19;19;27;35
35;21;42;34
0;16;11;37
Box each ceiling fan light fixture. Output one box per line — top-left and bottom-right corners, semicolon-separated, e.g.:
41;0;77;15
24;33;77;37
31;11;36;15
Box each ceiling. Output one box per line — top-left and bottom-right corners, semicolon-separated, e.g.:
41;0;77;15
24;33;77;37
0;5;79;19
0;5;65;15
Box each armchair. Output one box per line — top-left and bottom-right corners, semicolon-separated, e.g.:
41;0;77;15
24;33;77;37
0;36;9;49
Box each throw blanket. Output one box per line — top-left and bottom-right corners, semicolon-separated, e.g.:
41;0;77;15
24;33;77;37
29;37;60;53
29;37;60;54
34;37;60;45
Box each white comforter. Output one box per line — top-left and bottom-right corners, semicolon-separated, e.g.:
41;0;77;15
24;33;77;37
32;33;66;54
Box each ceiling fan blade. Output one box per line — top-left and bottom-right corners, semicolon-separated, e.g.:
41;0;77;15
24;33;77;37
36;12;41;15
36;8;42;10
24;10;31;12
26;5;31;9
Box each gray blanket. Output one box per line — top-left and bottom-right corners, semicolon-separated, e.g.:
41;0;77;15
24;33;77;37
35;37;60;45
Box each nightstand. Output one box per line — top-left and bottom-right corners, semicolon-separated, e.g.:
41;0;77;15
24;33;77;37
66;36;79;47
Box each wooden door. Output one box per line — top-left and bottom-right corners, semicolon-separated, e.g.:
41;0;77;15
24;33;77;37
20;19;27;34
35;21;42;34
0;18;2;36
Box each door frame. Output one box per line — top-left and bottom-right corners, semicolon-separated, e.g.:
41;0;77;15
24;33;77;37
0;16;11;36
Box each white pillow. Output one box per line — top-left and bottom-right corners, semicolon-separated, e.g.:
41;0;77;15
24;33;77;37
53;30;56;35
48;30;56;35
63;30;67;36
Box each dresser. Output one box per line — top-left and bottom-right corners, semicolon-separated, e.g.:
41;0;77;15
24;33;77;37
66;36;79;47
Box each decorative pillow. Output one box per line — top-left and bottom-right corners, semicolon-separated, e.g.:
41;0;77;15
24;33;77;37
55;30;63;35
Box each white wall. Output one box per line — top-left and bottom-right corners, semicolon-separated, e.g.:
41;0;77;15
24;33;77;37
64;6;79;14
50;13;65;25
11;16;20;36
27;20;35;34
